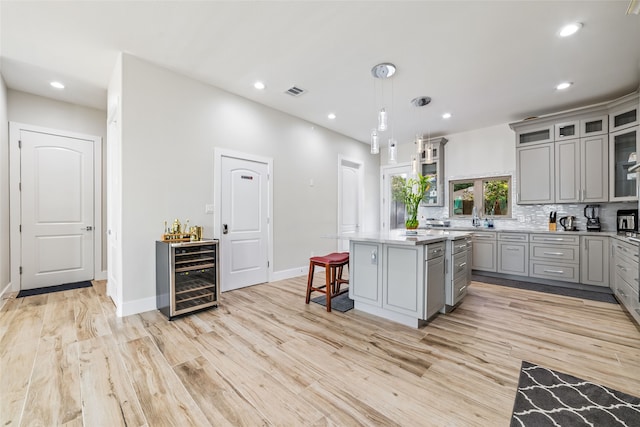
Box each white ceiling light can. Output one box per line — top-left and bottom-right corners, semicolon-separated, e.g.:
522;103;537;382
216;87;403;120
442;112;452;119
327;113;336;120
559;22;583;37
253;81;266;90
50;81;65;89
556;82;573;90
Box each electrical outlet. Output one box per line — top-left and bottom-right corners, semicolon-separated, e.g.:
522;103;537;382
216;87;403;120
205;204;214;214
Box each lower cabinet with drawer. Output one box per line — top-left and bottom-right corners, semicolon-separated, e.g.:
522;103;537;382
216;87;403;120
472;231;497;272
425;241;446;320
444;236;472;311
611;238;640;324
529;233;580;283
497;232;529;276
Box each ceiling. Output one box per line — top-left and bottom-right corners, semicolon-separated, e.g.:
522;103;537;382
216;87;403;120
1;1;639;145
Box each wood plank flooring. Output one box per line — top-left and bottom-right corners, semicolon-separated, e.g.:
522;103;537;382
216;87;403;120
1;277;639;426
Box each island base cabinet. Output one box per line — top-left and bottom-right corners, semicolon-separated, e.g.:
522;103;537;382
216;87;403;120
383;245;424;318
425;252;445;319
349;242;382;307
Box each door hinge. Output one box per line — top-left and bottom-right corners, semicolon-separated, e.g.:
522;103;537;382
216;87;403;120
267;261;270;267
267;217;270;224
19;224;21;232
18;182;21;191
19;266;22;275
18;140;21;149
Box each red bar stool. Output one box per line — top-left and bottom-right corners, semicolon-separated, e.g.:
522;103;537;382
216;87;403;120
305;252;349;312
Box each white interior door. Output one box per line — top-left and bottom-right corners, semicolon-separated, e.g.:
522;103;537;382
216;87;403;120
381;164;411;232
220;155;269;292
20;129;95;290
338;158;363;252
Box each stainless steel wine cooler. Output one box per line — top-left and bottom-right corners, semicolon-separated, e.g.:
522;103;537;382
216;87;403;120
156;239;219;319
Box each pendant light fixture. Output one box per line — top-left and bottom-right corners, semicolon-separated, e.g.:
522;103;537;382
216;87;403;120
371;62;396;148
388;139;397;164
411;96;434;164
370;129;379;154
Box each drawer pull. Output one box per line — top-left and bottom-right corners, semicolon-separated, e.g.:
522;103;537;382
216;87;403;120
506;247;520;251
458;262;467;268
502;237;521;240
542;238;565;241
617;265;628;272
458;285;467;295
543;269;564;274
543;251;564;256
431;248;443;254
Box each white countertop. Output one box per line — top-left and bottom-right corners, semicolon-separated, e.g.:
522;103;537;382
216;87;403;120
345;229;472;246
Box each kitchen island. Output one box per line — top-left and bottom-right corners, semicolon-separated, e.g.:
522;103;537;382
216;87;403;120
347;230;472;328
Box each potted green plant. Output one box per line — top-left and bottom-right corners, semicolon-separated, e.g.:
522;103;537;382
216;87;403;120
396;174;430;229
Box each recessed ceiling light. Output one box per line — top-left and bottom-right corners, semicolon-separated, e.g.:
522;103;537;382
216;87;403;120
442;112;452;119
50;81;65;89
253;81;266;90
556;82;573;90
559;22;582;37
327;113;336;120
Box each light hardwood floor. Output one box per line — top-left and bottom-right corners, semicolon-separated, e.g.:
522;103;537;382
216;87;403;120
1;277;639;426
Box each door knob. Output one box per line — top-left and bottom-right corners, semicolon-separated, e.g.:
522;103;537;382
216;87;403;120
223;224;228;234
83;226;93;231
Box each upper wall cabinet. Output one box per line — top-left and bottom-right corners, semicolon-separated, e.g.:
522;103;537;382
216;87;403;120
511;92;639;204
580;114;608;137
515;122;554;146
555;120;579;141
420;137;447;206
609;96;639;133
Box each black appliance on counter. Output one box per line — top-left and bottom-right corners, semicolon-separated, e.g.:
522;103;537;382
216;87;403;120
584;205;601;231
617;209;638;234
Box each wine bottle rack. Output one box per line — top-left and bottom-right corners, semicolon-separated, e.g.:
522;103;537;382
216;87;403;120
156;239;219;319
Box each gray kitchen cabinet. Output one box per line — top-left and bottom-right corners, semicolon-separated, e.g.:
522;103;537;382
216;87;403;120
444;236;472;310
497;232;529;276
425;242;445;320
555;136;609;203
609;126;638;202
529;233;580;283
580;236;609;287
609;95;639;132
555;120;579;141
382;244;424;317
610;238;640;325
515;122;554;146
517;143;555;204
420;137;447;206
580;114;608;137
471;232;497;272
349;241;383;307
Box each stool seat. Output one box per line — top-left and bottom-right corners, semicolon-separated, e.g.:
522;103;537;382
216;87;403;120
305;252;349;312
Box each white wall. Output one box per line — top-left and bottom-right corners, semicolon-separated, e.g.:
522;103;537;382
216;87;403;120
7;90;108;274
115;54;379;307
0;75;9;295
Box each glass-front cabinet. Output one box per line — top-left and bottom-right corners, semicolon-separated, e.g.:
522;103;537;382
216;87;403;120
420;137;447;206
610;126;638;201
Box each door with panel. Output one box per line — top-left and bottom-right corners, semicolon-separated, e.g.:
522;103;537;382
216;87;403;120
220;155;269;292
20;129;95;289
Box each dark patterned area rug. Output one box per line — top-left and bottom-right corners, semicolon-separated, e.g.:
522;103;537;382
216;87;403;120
311;291;353;312
511;361;640;426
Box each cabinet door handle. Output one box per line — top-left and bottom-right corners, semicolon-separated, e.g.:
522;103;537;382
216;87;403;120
543;251;564;256
371;250;377;264
617;264;627;272
458;262;467;268
543;269;564;274
542;238;565;242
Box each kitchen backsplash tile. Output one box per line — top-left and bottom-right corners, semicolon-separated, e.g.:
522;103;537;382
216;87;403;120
419;171;637;232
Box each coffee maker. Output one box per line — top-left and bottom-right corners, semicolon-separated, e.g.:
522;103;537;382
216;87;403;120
584;205;601;232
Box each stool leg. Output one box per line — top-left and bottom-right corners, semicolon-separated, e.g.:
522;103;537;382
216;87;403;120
325;264;332;312
305;262;315;304
335;265;343;293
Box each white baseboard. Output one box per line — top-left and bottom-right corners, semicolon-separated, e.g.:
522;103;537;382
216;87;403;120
0;281;13;299
271;266;308;282
94;270;107;281
119;296;157;317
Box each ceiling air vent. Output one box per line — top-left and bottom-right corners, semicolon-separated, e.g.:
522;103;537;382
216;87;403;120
285;86;306;97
